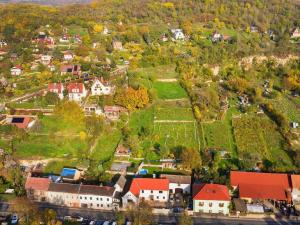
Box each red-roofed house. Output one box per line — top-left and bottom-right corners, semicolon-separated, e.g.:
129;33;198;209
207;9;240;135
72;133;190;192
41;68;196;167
48;83;64;100
104;106;127;120
193;183;230;215
67;83;87;102
60;64;81;76
122;178;169;206
230;171;291;202
6;116;36;129
25;177;51;201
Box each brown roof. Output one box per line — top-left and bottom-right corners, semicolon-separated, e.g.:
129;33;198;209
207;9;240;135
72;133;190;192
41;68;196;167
291;175;300;189
79;185;115;196
48;183;80;194
160;174;191;184
25;177;51;191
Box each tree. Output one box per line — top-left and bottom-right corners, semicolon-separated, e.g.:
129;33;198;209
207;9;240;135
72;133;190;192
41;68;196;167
114;87;149;111
43;209;62;225
126;200;153;225
180;148;201;170
85;115;104;137
178;212;193;225
44;92;60;105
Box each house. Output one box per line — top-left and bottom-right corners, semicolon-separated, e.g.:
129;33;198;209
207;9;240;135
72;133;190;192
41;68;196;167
91;78;114;96
0;77;8;89
48;64;56;72
291;175;300;206
161;33;168;42
211;31;223;42
230;171;291;203
160;159;177;169
59;34;70;43
122;178;169;207
110;162;131;175
60;64;81;76
171;29;185;40
112;40;123;50
60;168;82;182
193;183;231;215
48;83;64;100
67;83;87;102
160;174;191;194
115;143;130;157
84;104;103;115
292;122;299;129
114;175;127;193
5;116;36;129
46;183;80;208
250;25;259;33
78;185;119;210
103;27;110;35
104;106;127;120
291;28;300;39
0;40;7;48
25;177;51;202
10;66;22;76
41;55;52;65
63;52;74;61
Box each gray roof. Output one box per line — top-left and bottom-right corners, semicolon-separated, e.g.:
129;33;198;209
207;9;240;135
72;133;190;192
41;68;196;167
160;174;191;184
48;183;80;194
110;162;130;171
115;175;126;189
79;185;115;197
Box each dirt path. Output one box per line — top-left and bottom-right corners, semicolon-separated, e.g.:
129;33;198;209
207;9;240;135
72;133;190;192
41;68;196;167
156;78;178;82
154;120;194;123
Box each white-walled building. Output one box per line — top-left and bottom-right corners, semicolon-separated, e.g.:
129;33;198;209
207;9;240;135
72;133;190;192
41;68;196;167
10;66;22;76
64;52;74;61
67;83;87;102
91;78;114;96
171;29;185;40
114;175;126;193
160;174;191;194
193;183;230;215
25;177;51;202
48;83;64;100
291;175;300;206
122;178;169;207
41;55;52;65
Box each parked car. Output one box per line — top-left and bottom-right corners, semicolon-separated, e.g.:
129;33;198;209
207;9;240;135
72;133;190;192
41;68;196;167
64;216;84;222
89;220;96;225
10;214;18;224
102;222;110;225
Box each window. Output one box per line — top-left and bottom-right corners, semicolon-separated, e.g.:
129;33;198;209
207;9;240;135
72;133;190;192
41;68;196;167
209;202;213;207
80;196;82;200
100;198;103;201
198;202;204;207
90;197;92;200
159;191;163;194
142;190;144;193
151;191;153;194
219;203;224;207
96;198;99;201
90;203;93;207
209;210;212;214
157;196;159;199
101;204;103;207
107;198;109;201
85;197;87;200
107;204;110;207
97;204;99;207
163;197;165;199
219;210;223;214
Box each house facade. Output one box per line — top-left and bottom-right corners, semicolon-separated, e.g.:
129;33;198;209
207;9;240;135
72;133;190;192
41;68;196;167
11;66;22;76
48;83;64;100
67;83;87;102
193;183;230;215
104;106;127;120
171;29;185;40
91;79;114;96
160;174;191;194
291;175;300;206
122;178;169;207
41;55;52;65
25;177;51;202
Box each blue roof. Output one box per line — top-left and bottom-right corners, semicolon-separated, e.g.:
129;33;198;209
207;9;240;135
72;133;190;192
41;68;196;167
138;169;148;175
61;168;76;178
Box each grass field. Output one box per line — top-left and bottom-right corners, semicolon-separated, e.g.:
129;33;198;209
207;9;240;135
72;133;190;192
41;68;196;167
130;64;178;79
91;129;122;162
233;114;293;170
154;107;194;121
153;82;188;99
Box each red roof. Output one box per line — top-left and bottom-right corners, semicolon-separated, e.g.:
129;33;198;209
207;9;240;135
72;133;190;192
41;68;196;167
193;184;230;201
230;171;291;201
129;178;169;197
291;175;300;189
25;177;51;191
67;83;84;94
48;83;63;93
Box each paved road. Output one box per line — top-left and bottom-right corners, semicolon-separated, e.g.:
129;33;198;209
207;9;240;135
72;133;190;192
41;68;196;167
1;202;299;225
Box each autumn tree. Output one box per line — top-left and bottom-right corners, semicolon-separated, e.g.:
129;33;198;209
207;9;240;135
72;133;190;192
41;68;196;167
178;212;193;225
180;148;201;170
114;87;149;111
126;200;153;225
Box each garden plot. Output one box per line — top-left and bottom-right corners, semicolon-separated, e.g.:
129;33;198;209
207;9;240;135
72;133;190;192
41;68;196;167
153;82;188;100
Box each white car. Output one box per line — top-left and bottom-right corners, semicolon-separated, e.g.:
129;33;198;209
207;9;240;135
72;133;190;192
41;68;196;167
102;222;110;225
11;214;18;224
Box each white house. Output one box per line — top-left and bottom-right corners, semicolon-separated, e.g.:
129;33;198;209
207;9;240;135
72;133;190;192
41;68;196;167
114;175;126;193
193;183;230;215
171;29;185;40
48;83;64;100
67;83;87;102
78;185;119;210
160;174;191;194
291;28;300;39
10;66;22;76
84;104;103;115
64;52;74;61
91;78;114;96
41;55;52;65
122;178;169;207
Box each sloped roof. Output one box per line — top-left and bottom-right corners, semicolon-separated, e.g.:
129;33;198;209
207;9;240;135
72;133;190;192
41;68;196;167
48;183;80;194
230;171;291;201
160;174;191;184
67;83;84;93
79;185;115;196
291;175;300;189
115;175;126;189
193;183;230;201
48;83;63;93
25;177;51;191
129;178;169;197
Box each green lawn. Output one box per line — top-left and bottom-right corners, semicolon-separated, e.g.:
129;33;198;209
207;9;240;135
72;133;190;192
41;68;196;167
154;107;194;121
130;64;178;79
129;106;154;134
91;129;122;162
153;82;188;99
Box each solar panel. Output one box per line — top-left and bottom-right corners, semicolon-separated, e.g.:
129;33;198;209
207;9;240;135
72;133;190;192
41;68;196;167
12;117;24;123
